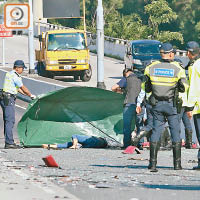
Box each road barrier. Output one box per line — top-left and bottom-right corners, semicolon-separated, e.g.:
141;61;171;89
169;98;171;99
34;22;187;60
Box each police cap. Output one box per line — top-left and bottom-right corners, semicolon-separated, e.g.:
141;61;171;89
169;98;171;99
14;60;27;69
186;41;200;53
160;43;175;54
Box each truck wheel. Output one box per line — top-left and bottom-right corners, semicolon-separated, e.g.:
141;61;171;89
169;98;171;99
46;71;54;79
37;62;47;77
80;65;92;82
74;75;79;81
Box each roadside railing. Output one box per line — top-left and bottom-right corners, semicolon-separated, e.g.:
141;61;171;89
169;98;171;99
34;21;187;59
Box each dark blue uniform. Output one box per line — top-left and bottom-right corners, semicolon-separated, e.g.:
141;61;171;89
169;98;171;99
144;43;187;172
0;95;16;144
1;70;23;146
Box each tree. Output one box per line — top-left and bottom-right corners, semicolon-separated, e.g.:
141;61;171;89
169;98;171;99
171;0;200;44
85;0;123;33
157;31;183;44
195;22;200;41
40;0;200;49
144;0;183;43
104;11;150;40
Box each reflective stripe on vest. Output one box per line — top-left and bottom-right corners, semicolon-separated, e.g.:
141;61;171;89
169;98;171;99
187;58;200;114
3;71;21;94
145;61;185;99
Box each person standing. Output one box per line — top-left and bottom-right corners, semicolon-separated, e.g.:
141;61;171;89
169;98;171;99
144;43;187;172
111;68;143;148
180;106;193;149
177;58;193;149
0;60;36;149
185;41;200;170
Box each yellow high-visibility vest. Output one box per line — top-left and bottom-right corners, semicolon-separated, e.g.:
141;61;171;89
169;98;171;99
144;60;187;100
188;58;200;114
3;71;22;95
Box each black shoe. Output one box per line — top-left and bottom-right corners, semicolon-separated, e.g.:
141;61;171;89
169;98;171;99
193;165;200;170
137;144;143;150
4;143;21;149
185;143;192;149
193;159;200;170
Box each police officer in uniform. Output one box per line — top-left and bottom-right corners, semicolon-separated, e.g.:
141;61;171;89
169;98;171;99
144;43;187;172
0;60;36;149
185;41;200;170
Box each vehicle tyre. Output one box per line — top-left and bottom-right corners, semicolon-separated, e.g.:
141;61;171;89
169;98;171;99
74;75;79;81
46;71;54;79
37;62;47;77
80;65;92;82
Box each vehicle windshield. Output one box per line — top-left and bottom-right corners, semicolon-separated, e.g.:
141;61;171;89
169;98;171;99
132;43;161;55
47;32;86;51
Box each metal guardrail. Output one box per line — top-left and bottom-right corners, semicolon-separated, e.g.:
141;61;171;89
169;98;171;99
175;50;187;57
35;21;128;43
36;21;69;30
34;21;187;57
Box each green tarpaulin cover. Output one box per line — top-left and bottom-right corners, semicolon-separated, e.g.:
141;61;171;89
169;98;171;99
18;87;127;147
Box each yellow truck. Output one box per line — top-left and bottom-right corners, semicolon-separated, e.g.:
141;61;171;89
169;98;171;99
35;28;92;81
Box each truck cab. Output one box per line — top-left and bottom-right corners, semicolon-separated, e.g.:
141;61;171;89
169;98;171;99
35;29;92;82
124;40;162;73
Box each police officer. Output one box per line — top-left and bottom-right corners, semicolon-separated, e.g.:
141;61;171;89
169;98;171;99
185;41;200;170
179;81;193;149
144;43;187;172
0;60;36;149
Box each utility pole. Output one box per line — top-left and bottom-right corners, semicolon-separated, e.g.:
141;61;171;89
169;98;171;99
96;0;106;89
28;0;35;74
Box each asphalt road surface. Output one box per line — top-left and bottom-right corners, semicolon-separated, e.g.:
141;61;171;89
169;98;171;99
0;35;125;90
0;93;200;200
0;36;199;200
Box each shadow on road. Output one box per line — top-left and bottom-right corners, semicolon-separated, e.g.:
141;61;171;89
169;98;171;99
54;76;75;82
108;76;123;80
90;164;172;170
142;184;200;190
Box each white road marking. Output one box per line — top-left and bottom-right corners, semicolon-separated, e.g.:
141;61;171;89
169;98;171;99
15;104;26;110
0;153;80;200
0;68;65;88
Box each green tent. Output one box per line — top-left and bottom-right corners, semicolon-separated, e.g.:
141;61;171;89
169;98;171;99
18;87;127;147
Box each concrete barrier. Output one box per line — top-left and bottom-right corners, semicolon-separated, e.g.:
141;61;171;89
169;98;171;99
87;37;126;60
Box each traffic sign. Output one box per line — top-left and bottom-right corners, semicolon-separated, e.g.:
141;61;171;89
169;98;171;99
0;24;12;37
4;3;30;29
43;0;80;18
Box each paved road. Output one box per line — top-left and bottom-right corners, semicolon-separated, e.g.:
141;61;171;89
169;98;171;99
0;100;200;200
0;35;124;90
0;36;199;200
